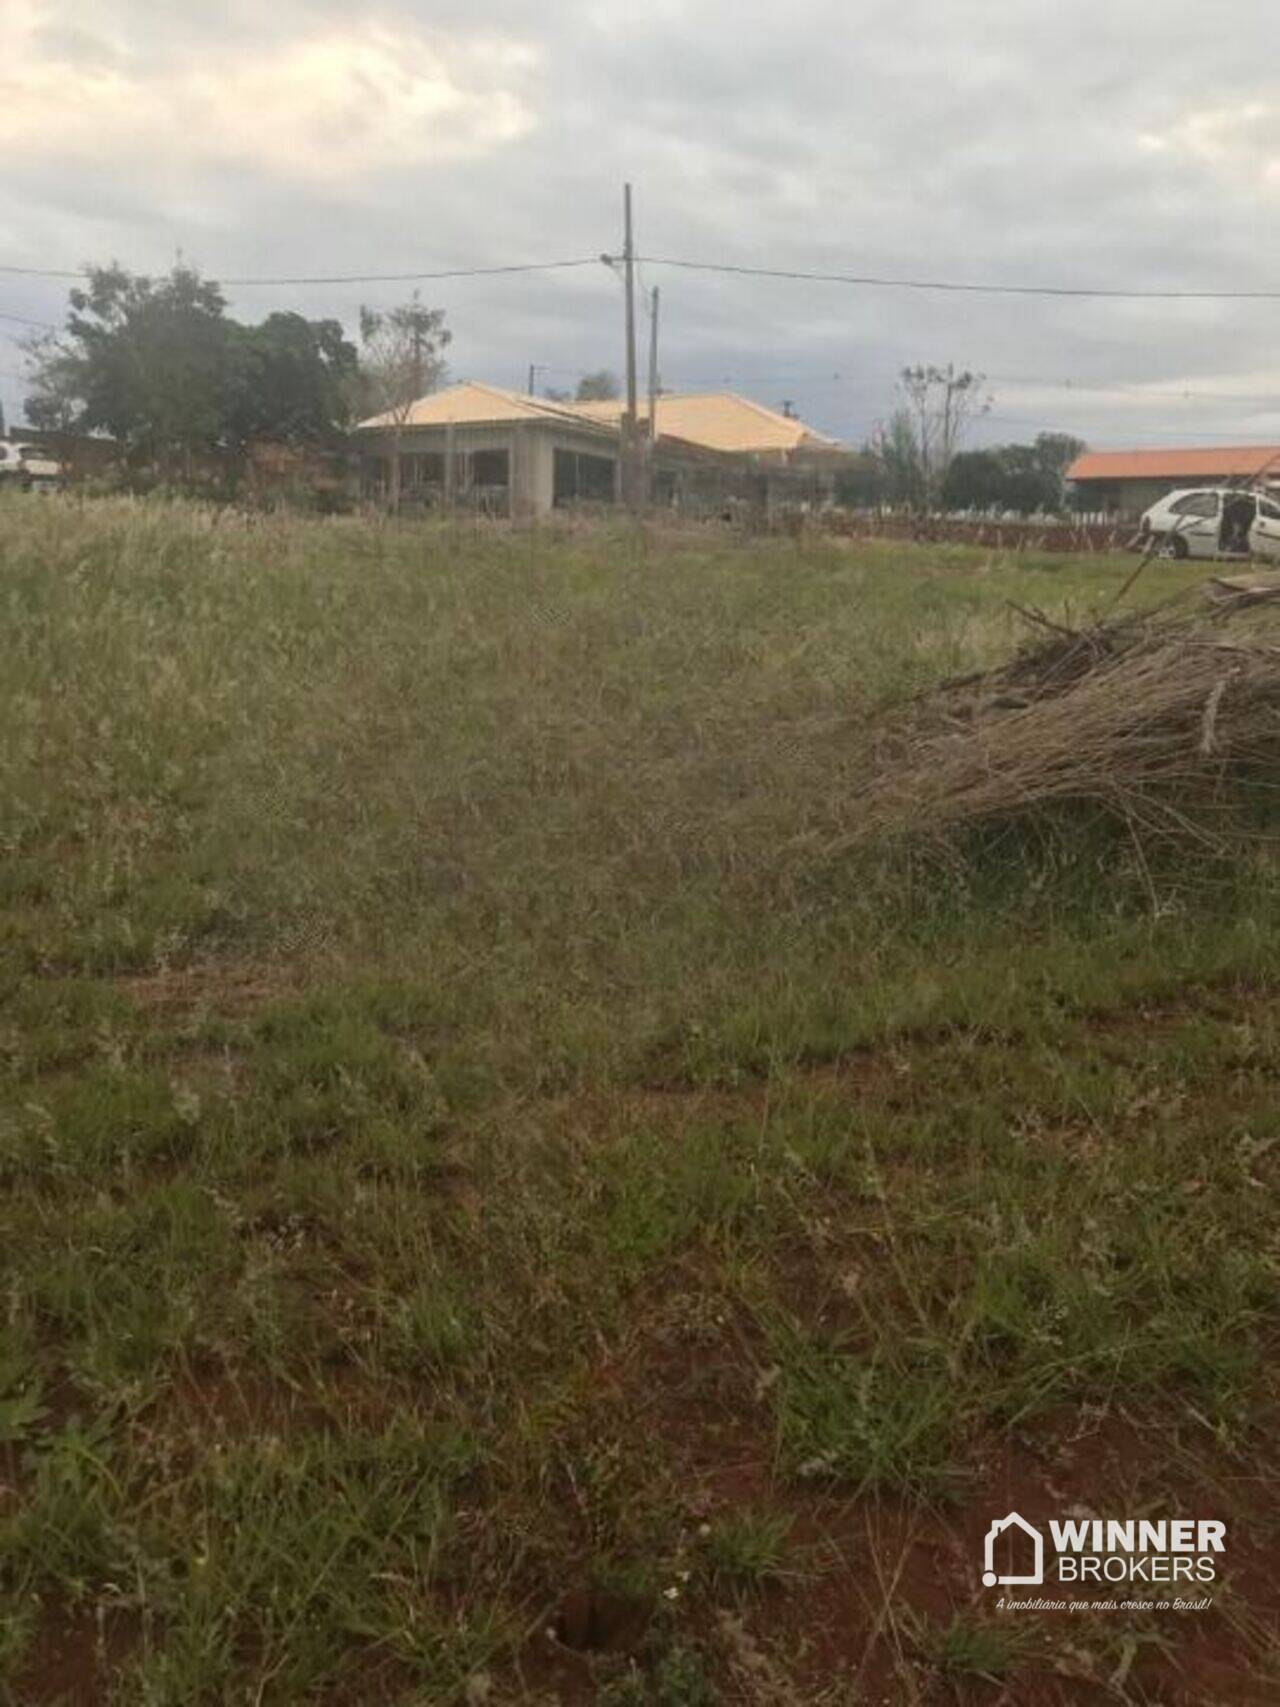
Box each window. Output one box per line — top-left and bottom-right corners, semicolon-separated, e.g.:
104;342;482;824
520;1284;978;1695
403;453;445;489
1257;499;1280;522
471;449;509;488
1169;491;1219;517
553;448;617;505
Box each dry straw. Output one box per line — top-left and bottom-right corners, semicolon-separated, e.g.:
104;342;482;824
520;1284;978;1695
845;585;1280;851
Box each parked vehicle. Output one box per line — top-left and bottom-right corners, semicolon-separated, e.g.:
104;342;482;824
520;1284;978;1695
1138;487;1267;560
0;441;62;490
1250;495;1280;564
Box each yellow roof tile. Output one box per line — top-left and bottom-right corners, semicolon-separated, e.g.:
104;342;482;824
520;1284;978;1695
570;392;837;454
357;384;839;457
357;382;614;434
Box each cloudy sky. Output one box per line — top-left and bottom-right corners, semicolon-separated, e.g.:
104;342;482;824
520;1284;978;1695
2;0;1278;448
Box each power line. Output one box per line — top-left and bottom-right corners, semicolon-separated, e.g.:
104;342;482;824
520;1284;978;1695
639;257;1280;303
0;309;55;329
676;365;1280;404
4;249;1280;301
0;265;83;281
663;355;1280;415
976;411;1280;439
0;258;600;288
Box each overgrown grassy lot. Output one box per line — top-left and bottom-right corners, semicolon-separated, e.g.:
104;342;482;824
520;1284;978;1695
1;497;1276;1704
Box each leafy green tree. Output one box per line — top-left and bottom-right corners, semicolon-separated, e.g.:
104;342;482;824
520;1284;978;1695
1031;432;1086;508
874;407;926;507
999;443;1058;513
942;433;1088;514
942;449;1009;510
223;313;358;455
575;370;619;402
24;265;360;484
26;264;229;477
834;450;890;506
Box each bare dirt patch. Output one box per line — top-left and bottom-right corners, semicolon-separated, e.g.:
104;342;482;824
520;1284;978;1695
117;955;299;1019
505;1263;1279;1703
13;1606;141;1707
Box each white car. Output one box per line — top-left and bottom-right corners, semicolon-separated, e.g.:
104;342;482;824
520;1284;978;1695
0;441;61;490
1250;495;1280;563
1138;487;1269;560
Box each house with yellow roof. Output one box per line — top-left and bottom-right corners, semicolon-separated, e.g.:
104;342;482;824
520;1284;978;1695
355;382;846;516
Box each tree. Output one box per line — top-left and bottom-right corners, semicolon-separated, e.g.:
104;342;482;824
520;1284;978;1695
872;408;926;507
834;450;890;506
357;294;451;509
23;264;360;484
1031;432;1086;509
898;364;989;510
26;263;231;478
575;370;619;402
941;449;1009;511
223;313;358;456
941;433;1088;515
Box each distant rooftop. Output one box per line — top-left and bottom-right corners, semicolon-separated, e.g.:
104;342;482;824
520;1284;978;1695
570;391;839;455
356;381;615;435
1069;445;1280;483
357;382;841;458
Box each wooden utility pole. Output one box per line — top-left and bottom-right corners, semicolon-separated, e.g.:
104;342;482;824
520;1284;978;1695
647;286;660;443
622;183;640;506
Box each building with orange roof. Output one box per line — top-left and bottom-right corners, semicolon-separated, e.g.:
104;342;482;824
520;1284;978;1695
1067;445;1280;515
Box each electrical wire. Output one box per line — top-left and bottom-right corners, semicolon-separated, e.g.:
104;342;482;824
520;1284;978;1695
0;258;601;287
638;257;1280;303
3;250;1280;300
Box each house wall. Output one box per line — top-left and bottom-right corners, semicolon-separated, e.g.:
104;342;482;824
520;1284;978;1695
1072;477;1188;515
513;425;618;512
1073;474;1280;516
359;421;617;515
522;428;556;515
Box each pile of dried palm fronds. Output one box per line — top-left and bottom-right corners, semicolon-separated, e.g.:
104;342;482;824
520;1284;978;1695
847;590;1280;851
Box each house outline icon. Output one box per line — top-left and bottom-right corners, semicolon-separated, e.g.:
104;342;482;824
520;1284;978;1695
982;1512;1044;1587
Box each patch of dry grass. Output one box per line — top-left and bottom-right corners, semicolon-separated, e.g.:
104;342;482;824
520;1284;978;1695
844;597;1280;852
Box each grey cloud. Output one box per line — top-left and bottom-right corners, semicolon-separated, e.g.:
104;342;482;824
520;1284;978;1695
3;0;1279;446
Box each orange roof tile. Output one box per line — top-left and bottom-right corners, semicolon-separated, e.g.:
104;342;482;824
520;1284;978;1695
1068;445;1280;482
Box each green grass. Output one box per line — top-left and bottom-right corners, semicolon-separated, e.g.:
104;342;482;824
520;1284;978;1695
1;493;1275;1702
913;1609;1030;1680
703;1511;794;1589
